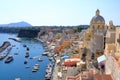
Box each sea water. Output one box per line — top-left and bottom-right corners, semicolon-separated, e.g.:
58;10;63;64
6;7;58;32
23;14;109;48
0;33;49;80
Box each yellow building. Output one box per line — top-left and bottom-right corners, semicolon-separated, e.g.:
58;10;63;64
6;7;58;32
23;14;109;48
105;27;120;80
83;9;106;49
90;9;106;33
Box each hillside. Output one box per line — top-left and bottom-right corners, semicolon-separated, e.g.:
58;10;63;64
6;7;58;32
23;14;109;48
0;21;32;27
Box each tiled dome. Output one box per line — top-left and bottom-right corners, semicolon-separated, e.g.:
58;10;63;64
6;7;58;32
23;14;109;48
90;9;105;23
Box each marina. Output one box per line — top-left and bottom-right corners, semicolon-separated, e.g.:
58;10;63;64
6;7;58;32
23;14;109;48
0;33;50;80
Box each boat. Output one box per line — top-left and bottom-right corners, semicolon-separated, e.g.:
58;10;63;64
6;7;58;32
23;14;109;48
46;67;52;73
32;64;40;72
45;73;51;80
0;47;12;60
42;52;49;56
0;54;6;60
49;57;54;61
38;57;43;62
32;69;37;72
25;65;30;68
8;38;21;42
15;78;21;80
23;44;27;47
14;52;18;55
5;55;13;63
25;52;29;57
30;57;33;59
26;47;29;51
24;60;28;64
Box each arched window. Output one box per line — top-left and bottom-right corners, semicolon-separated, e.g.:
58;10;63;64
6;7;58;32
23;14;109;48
98;25;100;29
93;26;94;29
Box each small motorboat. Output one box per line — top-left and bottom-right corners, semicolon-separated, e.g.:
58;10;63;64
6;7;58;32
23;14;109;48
14;53;18;55
23;44;27;47
25;65;30;68
42;52;49;56
26;47;29;51
24;60;28;64
25;52;29;57
15;78;21;80
32;64;40;72
38;57;43;62
30;57;33;59
5;55;13;63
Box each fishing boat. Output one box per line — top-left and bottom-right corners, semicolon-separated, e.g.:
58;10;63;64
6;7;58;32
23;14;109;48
32;64;40;72
26;47;29;51
0;54;6;60
38;57;43;62
5;55;13;63
24;60;28;64
45;73;51;80
42;52;49;56
25;65;30;68
25;51;29;57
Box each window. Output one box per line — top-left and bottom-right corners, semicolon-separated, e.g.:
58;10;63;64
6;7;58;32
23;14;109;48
102;26;104;29
98;25;100;29
93;26;94;29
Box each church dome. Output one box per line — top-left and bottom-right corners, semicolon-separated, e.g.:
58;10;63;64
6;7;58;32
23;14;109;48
90;9;105;23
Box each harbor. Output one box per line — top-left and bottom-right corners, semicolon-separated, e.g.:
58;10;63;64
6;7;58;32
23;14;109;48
0;33;50;80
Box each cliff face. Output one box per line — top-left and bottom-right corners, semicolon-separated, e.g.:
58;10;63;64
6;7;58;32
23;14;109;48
18;29;40;38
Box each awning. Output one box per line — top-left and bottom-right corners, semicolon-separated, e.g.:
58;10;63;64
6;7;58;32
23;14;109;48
97;55;106;63
62;61;77;67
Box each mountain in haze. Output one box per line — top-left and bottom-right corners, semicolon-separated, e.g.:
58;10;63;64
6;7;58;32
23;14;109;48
0;21;32;27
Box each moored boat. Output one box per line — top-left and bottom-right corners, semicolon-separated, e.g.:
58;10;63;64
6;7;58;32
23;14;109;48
0;54;6;60
15;78;21;80
5;55;13;63
26;47;29;51
45;73;51;80
24;60;28;64
42;52;49;56
14;52;18;55
25;51;29;57
23;44;27;47
38;57;43;62
32;64;40;72
25;65;30;68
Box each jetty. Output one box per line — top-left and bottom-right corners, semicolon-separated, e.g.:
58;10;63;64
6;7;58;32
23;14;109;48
0;41;11;52
8;38;21;42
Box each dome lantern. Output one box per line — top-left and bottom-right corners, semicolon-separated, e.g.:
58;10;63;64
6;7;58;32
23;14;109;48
90;9;105;24
96;9;100;16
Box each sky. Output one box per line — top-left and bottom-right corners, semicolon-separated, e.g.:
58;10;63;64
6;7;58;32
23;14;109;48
0;0;120;26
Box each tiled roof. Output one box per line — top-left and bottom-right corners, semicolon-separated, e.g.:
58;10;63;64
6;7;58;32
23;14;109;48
94;74;113;80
